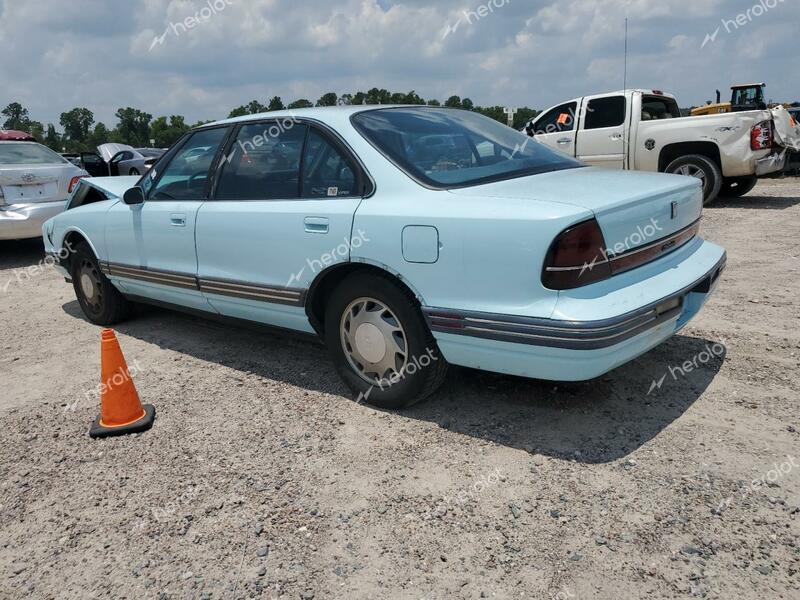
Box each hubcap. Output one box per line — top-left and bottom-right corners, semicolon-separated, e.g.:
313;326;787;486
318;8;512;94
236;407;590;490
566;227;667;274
78;259;103;312
340;297;408;385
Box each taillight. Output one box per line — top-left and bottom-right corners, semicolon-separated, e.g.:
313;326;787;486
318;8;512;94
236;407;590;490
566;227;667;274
750;121;773;151
542;219;612;290
68;176;86;193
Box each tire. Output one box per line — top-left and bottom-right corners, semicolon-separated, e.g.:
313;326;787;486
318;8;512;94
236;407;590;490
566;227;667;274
129;168;140;176
719;176;758;198
69;242;131;325
665;154;722;206
324;271;448;409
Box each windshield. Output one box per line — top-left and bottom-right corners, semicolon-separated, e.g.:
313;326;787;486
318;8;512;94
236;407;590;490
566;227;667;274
351;108;582;188
0;142;69;165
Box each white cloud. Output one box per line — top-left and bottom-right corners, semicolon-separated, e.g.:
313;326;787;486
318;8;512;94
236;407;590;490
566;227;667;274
0;0;795;129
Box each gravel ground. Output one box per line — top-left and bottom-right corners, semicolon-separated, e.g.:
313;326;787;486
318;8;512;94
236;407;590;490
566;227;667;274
1;178;799;600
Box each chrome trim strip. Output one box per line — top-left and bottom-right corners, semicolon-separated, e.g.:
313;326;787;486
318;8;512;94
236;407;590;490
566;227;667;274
103;262;306;306
425;252;726;350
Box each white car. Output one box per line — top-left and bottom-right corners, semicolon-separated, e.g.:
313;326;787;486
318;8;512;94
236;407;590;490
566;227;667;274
0;141;87;240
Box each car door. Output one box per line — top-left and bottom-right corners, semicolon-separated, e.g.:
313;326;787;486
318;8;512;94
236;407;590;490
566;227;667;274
104;126;231;312
195;120;367;332
529;101;579;157
575;94;628;169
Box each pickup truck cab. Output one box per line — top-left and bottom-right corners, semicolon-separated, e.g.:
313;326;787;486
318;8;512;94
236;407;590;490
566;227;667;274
525;89;792;204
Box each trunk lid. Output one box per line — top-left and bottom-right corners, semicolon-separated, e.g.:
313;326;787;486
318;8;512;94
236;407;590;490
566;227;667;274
448;167;702;253
0;164;82;204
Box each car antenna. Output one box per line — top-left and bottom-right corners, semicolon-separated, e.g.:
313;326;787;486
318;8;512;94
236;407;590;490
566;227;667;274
622;17;628;170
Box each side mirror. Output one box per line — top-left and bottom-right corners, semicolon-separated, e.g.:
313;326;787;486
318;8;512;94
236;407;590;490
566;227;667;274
122;186;145;206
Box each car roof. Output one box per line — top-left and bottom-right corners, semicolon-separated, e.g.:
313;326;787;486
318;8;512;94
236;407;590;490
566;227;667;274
200;105;427;129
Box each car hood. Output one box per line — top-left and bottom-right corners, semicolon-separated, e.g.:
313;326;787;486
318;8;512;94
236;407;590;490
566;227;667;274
449;167;703;252
83;176;141;198
97;143;135;162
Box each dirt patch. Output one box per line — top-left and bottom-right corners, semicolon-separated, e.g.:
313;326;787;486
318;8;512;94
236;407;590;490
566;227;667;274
1;179;799;599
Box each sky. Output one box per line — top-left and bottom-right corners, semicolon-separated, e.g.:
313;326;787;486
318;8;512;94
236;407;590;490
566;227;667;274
0;0;797;128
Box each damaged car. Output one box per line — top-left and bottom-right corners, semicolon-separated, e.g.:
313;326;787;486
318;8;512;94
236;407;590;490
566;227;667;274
44;106;726;408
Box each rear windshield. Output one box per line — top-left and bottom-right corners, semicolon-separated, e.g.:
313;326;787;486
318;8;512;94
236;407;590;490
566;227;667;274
0;142;68;165
351;108;582;188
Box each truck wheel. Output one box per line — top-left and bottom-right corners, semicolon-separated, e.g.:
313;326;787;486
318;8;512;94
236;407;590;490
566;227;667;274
665;155;722;205
719;176;758;198
324;271;448;409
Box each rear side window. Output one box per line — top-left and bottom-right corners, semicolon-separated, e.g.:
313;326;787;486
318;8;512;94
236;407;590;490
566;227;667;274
0;142;68;165
215;123;307;200
641;96;681;120
301;129;357;198
584;96;626;130
532;102;578;134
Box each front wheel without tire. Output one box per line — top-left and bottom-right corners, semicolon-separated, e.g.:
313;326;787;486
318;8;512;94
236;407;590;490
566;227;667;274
665;154;722;206
70;243;131;325
719;176;757;198
324;272;447;409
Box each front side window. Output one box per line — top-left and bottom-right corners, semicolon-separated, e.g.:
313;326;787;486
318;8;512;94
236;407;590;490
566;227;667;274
301;129;357;198
214;123;307;201
584;96;626;130
0;142;69;165
531;102;578;135
148;127;229;200
352;107;582;188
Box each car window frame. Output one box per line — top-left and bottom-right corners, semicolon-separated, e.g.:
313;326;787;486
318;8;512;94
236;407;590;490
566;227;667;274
532;102;579;135
142;125;234;202
208;118;374;202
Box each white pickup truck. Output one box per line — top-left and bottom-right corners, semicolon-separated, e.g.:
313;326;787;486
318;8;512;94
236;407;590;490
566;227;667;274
524;89;799;204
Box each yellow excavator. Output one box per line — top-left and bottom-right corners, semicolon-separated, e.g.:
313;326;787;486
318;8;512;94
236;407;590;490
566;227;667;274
691;83;768;116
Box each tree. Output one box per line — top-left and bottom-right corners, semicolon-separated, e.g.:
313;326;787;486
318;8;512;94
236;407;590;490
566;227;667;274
44;124;61;151
461;98;474;111
403;90;426;105
89;123;110;149
113;107;152;147
366;88;391;104
444;95;462;108
150;115;189;147
287;99;313;109
316;92;338;107
228;100;266;118
338;94;354;106
1;102;30;130
27;121;45;142
60;107;95;149
427;99;441;106
267;96;285;111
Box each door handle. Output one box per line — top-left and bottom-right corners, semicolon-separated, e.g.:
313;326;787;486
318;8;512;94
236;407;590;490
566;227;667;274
557;138;571;145
170;214;186;227
304;217;329;234
609;133;623;141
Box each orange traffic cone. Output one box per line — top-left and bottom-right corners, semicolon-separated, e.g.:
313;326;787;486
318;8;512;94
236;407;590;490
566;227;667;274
89;329;155;438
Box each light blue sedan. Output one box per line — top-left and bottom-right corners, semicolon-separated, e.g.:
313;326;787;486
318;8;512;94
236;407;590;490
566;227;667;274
43;107;726;408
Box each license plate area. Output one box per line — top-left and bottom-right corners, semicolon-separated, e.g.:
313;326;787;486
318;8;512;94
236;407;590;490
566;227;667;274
3;182;57;201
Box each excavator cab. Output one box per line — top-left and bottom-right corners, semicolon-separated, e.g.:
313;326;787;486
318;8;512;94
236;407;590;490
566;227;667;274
730;83;767;112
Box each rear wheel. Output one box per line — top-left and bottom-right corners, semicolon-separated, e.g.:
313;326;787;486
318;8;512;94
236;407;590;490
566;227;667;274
719;176;758;198
70;243;131;325
324;272;447;409
665;154;722;205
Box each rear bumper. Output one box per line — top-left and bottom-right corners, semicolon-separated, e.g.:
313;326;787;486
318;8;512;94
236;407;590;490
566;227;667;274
755;150;787;176
425;238;726;381
0;200;67;240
